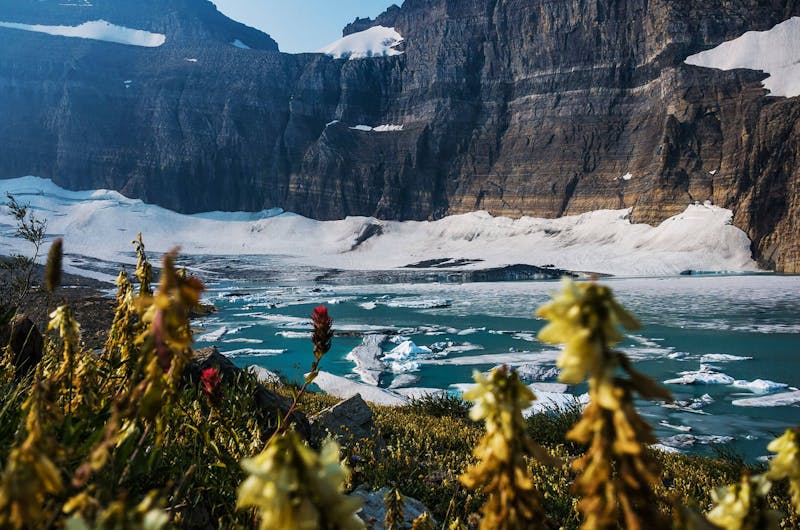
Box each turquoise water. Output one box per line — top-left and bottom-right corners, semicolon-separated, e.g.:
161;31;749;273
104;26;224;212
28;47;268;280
193;271;800;460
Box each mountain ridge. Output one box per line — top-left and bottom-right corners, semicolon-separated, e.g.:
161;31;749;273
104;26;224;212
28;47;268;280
0;0;798;272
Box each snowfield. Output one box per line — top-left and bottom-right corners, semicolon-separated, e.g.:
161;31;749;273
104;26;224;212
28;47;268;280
0;19;166;47
685;16;800;98
0;176;758;279
318;25;404;59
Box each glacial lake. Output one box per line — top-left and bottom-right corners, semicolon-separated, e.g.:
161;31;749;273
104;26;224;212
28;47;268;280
185;257;800;460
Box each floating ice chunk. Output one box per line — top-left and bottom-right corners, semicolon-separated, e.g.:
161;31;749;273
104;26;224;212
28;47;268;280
222;348;287;357
659;434;734;449
346;335;387;386
312;371;407;406
359;301;377;310
422;351;560;367
197;326;229;342
664;365;735;385
457;327;484;336
700;353;753;363
732;390;800;407
388;361;420;373
384;298;451;309
429;341;483;355
732;379;788;393
529;382;569;394
662;394;714;414
685;17;800;98
385;340;432;360
388;374;421;389
275;331;309;339
318;25;404;60
184;58;198;63
514;364;560;382
0;19;166;46
659;420;692;432
223;338;264;344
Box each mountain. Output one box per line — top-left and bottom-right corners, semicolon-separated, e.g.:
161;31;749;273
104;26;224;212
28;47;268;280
0;0;798;272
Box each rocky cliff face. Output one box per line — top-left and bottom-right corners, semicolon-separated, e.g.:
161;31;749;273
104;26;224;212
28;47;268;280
0;0;798;271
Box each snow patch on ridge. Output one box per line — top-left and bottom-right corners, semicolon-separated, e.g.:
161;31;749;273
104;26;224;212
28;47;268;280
0;176;759;278
350;124;404;132
319;26;404;60
0;19;166;47
685;17;800;98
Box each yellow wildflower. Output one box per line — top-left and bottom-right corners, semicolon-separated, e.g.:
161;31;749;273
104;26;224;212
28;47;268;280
706;474;781;530
536;278;639;384
767;428;800;513
238;431;364;530
536;279;670;530
460;367;556;530
48;305;81;348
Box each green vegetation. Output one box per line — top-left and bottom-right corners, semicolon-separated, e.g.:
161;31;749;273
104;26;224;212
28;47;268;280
0;236;798;529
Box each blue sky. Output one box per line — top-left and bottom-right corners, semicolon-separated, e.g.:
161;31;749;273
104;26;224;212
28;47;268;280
210;1;398;53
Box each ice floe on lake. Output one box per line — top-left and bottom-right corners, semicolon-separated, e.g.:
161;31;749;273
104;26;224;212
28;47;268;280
658;434;734;450
221;348;287;357
700;353;753;363
664;365;787;394
732;390;800;407
664;365;735;385
313;371;408;406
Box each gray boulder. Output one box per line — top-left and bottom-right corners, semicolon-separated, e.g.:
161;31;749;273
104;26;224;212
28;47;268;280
310;393;385;451
0;314;43;377
351;486;433;530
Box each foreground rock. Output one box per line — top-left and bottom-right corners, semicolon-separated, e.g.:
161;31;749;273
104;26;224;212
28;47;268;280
352;486;433;530
0;314;43;376
310;394;386;452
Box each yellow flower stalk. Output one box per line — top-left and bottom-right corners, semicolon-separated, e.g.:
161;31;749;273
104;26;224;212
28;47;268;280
767;428;800;514
105;269;138;370
0;366;64;529
537;278;638;385
131;249;204;424
537;278;672;530
237;430;364;530
460;366;557;530
706;474;781;530
133;233;153;296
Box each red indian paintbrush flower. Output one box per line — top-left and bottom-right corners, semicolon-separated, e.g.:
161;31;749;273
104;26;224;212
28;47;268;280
201;367;222;403
311;305;333;359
